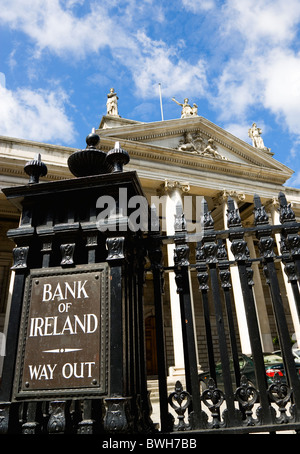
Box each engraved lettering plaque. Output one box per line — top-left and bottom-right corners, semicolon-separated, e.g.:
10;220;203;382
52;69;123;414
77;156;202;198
14;265;109;399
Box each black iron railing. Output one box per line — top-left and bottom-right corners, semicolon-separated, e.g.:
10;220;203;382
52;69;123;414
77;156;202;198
1;183;300;434
148;192;300;434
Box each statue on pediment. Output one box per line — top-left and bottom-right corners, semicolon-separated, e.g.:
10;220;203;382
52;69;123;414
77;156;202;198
248;123;268;150
192;103;198;116
106;88;119;116
172;97;198;118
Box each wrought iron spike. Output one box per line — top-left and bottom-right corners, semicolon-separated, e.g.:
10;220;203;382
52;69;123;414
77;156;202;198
253;194;269;226
278;191;287;206
203;211;214;230
227;196;235;211
24;153;47;184
149;203;160;233
106;141;130;173
201;199;213;230
278;191;296;223
174;202;187;232
227;196;242;228
203;198;209;213
253;193;262;208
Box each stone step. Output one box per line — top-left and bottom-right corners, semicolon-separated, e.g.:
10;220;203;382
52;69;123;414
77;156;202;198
147;377;186;402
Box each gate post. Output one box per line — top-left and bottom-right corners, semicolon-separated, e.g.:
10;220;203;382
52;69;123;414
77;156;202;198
0;134;154;434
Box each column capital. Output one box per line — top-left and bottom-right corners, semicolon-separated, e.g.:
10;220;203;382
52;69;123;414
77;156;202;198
158;179;190;196
264;197;278;213
213;189;245;206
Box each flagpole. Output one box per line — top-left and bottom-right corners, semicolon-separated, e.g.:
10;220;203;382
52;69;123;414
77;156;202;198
158;83;164;121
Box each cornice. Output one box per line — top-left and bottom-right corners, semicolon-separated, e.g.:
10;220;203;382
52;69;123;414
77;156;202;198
98;136;292;185
0;135;77;154
97;116;290;172
0;162;71;183
0;126;296;192
125;126;261;165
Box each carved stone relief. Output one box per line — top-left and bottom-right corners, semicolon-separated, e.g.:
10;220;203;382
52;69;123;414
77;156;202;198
176;132;227;160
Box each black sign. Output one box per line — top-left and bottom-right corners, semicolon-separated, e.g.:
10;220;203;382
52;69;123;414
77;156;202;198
13;265;109;399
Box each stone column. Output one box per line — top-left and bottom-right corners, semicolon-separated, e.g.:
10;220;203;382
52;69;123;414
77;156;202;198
219;190;252;354
158;180;198;376
267;199;300;348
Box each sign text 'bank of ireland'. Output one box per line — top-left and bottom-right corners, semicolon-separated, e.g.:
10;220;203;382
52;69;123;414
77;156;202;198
15;266;108;396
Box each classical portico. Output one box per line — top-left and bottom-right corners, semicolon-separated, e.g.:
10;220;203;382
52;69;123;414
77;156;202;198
96;107;300;371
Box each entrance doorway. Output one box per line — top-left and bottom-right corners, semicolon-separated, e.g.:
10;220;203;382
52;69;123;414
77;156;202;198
145;315;158;376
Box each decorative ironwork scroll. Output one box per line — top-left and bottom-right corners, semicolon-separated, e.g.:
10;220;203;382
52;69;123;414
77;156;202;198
168;381;192;431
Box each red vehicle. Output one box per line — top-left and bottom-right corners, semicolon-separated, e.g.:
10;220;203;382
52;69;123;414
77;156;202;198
199;352;300;391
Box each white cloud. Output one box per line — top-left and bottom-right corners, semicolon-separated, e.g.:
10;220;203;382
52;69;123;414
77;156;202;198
181;0;215;12
178;0;300;138
221;0;300;45
217;47;300;137
0;0;135;58
208;0;300;142
223;122;252;144
0;0;207;101
212;58;262;121
64;0;85;7
0;85;76;144
131;31;208;99
261;48;300;135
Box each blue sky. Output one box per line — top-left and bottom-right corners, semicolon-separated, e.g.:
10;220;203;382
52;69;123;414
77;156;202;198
1;0;300;187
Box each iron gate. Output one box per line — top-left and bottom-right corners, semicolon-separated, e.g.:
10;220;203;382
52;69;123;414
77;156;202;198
147;191;300;434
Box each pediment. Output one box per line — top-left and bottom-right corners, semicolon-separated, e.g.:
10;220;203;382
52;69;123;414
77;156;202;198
97;116;293;184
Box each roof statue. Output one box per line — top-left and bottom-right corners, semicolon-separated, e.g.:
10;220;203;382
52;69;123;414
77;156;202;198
172;97;198;118
248;122;270;152
106;88;120;117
